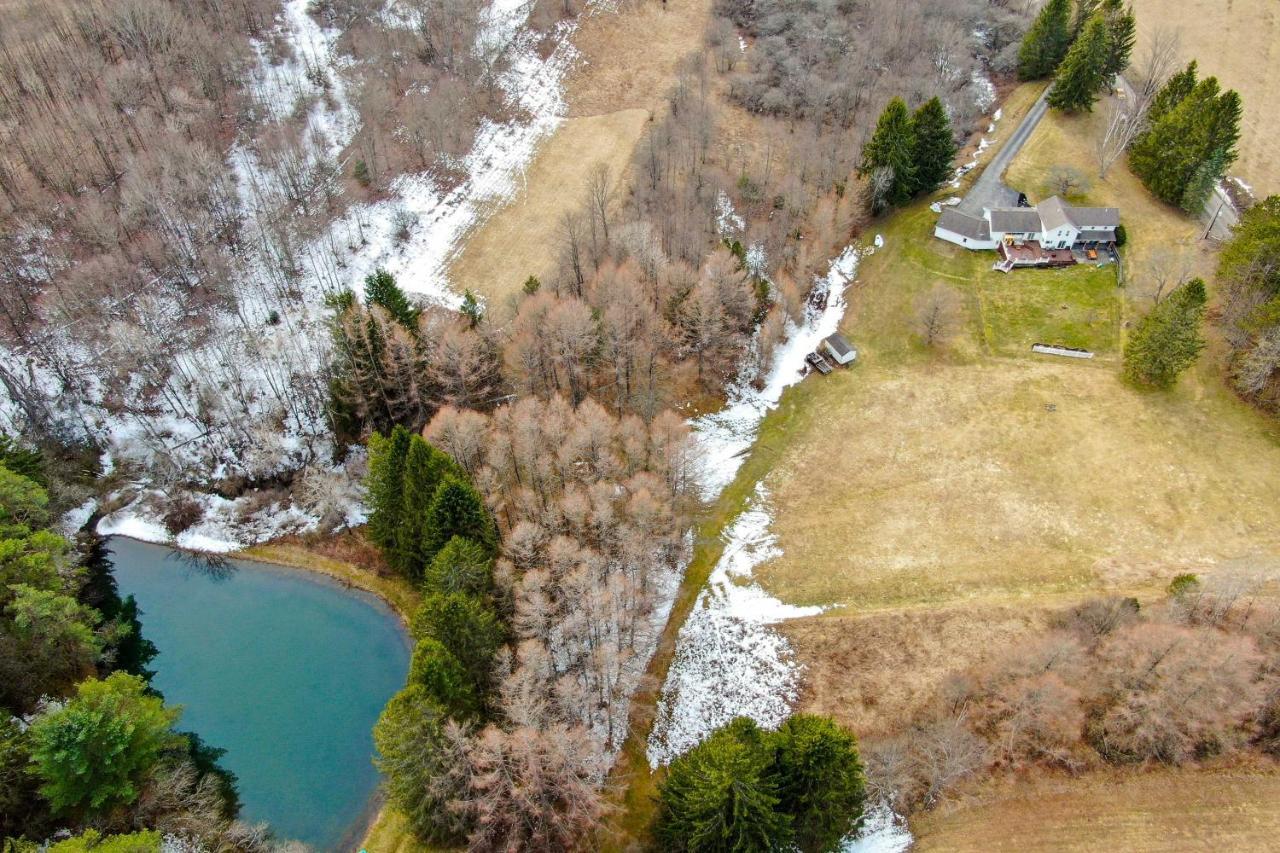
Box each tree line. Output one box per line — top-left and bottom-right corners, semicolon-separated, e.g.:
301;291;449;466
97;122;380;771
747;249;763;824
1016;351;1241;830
857;97;957;214
1219;196;1280;411
863;580;1280;817
368;394;695;849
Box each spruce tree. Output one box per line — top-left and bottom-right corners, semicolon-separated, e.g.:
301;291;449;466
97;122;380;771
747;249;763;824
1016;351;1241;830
1129;75;1241;207
1017;0;1073;80
1072;0;1100;38
364;268;420;330
656;718;792;853
772;715;868;852
1100;0;1136;80
412;592;505;694
366;426;412;553
1123;278;1207;388
408;637;480;719
859;98;916;210
424;536;493;598
373;686;468;843
909;97;956;197
1144;61;1198;127
1048;12;1111;112
423;477;496;563
395;436;460;577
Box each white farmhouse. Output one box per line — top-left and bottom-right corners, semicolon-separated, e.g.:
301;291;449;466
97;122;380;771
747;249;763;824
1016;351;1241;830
934;196;1119;252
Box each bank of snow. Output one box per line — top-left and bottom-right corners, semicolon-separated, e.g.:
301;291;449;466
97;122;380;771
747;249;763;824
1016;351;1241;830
647;242;875;767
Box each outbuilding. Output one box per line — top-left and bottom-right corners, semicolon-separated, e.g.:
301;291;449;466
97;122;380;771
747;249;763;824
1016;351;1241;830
822;333;857;365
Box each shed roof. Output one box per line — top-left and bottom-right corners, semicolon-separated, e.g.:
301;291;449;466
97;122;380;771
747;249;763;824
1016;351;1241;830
988;208;1043;233
824;333;854;358
936;208;990;241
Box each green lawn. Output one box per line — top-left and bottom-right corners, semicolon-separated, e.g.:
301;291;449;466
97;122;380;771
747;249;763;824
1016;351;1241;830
856;204;1123;363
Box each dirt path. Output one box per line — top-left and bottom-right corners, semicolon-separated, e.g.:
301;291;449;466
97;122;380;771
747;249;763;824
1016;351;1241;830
447;0;715;312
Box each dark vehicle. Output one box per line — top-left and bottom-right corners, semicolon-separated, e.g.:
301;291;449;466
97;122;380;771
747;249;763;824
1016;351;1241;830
805;352;833;375
1016;192;1030;208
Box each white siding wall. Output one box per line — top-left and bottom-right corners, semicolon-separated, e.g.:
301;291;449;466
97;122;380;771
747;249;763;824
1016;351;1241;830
934;225;997;251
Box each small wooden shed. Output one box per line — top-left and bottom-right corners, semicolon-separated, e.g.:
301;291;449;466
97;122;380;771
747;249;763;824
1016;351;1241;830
822;333;856;366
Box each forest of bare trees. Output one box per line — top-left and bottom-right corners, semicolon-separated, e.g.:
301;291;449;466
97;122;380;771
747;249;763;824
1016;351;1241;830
865;578;1280;817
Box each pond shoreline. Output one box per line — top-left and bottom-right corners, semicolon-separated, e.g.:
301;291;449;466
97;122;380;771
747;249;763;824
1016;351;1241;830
107;533;412;851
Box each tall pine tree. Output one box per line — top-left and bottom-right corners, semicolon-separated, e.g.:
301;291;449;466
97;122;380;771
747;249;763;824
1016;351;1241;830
1048;12;1111;112
364;268;420;330
423;477;497;562
1123;278;1207;387
1100;0;1136;80
1017;0;1073;80
394;436;461;577
1129;72;1242;207
859;98;916;210
366;426;412;552
909;97;957;197
656;718;793;853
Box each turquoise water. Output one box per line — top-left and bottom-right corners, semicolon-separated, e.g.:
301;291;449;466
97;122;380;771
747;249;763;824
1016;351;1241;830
109;537;410;851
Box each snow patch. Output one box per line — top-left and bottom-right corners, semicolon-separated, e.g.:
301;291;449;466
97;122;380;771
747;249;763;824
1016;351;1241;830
840;803;914;853
715;190;745;237
689;243;872;500
929;196;962;213
58;498;98;538
645;483;821;766
646;238;881;766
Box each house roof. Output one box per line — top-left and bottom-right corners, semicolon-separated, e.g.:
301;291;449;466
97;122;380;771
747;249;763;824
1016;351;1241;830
937;208;991;241
1039;196;1120;230
1037;196;1075;232
1070;207;1120;228
824;333;854;358
988;208;1043;233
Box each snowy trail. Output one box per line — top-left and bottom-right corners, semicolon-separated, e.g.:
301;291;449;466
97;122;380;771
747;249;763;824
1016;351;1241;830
646;237;912;850
647;244;872;765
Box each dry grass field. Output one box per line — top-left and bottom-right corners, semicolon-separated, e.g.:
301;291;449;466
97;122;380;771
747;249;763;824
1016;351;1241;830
739;82;1280;848
1127;0;1280;198
913;764;1280;851
446;108;650;315
447;0;714;311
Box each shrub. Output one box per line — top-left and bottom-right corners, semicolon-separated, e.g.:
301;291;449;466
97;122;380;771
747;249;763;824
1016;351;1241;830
1113;222;1127;247
1168;573;1200;597
162;496;204;536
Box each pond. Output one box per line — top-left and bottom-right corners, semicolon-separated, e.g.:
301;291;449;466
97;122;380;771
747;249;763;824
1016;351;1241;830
108;536;411;851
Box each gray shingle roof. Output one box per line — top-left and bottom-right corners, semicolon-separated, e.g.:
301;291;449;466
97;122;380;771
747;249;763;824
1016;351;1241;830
988;208;1043;233
1037;196;1074;232
824;333;854;358
936;209;991;241
1038;195;1120;229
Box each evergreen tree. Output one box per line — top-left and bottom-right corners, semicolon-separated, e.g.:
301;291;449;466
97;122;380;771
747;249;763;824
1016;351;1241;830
1072;0;1100;37
364;268;420;330
1123;278;1208;387
424;536;494;598
772;715;868;852
373;685;469;843
656;718;792;853
423;477;497;563
394;436;460;577
365;426;412;553
1144;61;1198;127
412;592;505;694
409;637;480;719
1017;0;1073;80
858;98;916;210
909;97;956;196
1129;74;1241;207
1048;13;1111;112
1100;0;1136;80
28;673;179;817
460;289;483;329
